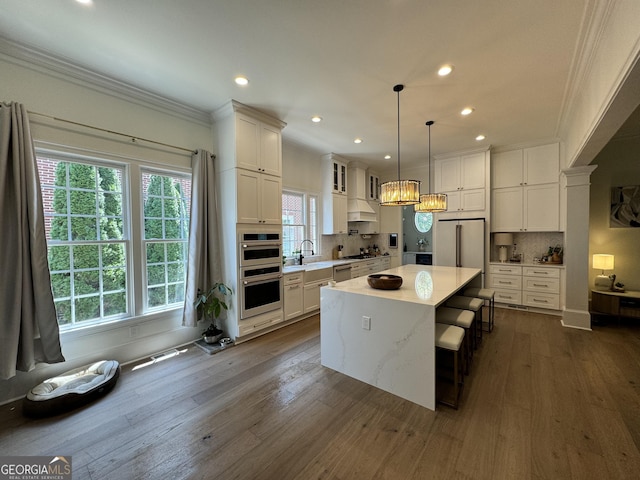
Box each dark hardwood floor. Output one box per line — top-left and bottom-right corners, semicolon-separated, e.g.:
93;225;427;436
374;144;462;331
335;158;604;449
2;308;640;479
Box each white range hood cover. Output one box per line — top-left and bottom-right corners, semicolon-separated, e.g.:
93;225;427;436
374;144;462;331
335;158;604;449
347;164;377;222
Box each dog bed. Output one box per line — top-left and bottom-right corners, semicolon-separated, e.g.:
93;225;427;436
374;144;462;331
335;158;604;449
23;360;120;418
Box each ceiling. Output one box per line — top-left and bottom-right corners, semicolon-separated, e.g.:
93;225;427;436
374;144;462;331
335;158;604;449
0;0;590;171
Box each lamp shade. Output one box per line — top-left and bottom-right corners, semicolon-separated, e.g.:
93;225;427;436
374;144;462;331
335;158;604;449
494;233;514;246
593;254;614;271
414;193;448;212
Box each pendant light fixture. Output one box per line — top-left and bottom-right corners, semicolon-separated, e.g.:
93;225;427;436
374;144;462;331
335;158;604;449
415;120;448;212
379;84;420;206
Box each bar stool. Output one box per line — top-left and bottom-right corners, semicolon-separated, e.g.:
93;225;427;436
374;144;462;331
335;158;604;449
464;287;496;332
437;306;474;374
445;295;484;349
434;323;465;409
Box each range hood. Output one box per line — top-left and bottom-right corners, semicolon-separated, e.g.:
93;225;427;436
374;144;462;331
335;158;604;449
347;164;377;222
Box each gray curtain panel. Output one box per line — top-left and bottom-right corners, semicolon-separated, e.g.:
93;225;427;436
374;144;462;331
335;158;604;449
0;102;65;379
182;150;222;327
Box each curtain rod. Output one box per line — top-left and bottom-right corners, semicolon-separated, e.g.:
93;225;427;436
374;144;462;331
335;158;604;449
28;111;207;156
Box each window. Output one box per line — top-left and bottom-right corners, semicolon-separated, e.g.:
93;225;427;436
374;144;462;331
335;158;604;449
38;153;191;331
282;190;318;257
414;212;433;233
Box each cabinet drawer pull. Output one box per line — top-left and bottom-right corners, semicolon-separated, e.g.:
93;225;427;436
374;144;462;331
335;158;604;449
254;320;273;328
532;271;548;275
288;285;300;290
498;280;513;284
533;299;549;303
533;283;548;287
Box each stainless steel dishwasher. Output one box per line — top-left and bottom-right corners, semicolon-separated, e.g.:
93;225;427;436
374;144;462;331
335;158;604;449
333;264;352;282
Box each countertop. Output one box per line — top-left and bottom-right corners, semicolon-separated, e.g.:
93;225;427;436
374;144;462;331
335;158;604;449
489;261;565;268
323;264;481;307
283;256;391;274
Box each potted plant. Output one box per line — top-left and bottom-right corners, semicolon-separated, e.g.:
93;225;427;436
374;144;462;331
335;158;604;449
194;282;233;344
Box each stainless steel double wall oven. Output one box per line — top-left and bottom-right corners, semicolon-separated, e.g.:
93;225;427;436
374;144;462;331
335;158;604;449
238;229;283;319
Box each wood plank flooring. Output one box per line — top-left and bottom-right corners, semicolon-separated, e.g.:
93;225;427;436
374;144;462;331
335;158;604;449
2;308;640;479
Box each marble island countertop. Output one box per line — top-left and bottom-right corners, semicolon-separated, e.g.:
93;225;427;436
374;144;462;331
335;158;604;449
325;264;481;307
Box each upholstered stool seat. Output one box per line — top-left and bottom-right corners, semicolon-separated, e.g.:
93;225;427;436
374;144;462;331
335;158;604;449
445;295;484;348
23;360;120;418
464;287;495;332
437;306;474;373
435;323;465;409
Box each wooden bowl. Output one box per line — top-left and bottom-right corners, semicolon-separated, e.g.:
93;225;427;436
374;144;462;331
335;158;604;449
367;274;403;290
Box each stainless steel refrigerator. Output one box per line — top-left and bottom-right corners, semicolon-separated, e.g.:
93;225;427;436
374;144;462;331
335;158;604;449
435;218;485;283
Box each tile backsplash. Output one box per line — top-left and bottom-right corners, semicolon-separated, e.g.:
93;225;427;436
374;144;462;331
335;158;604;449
491;232;564;264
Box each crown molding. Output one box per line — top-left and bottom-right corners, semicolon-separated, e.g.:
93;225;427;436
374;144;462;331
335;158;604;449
0;36;212;126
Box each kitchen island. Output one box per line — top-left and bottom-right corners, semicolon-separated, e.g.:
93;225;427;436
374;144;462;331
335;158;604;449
320;264;481;410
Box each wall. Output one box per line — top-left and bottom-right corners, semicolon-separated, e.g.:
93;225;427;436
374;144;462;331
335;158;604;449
0;52;214;404
589;131;640;291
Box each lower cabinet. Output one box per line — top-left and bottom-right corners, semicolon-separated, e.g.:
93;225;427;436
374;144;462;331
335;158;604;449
238;309;283;337
284;272;304;321
304;278;330;313
489;263;563;311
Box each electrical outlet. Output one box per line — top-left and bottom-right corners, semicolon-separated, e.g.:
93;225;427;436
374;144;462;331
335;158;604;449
362;316;371;330
129;326;139;338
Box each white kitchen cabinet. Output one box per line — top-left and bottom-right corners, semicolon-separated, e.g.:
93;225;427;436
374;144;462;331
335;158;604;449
284;272;304;321
304;278;331;313
435;151;486;192
368;170;380;201
238;309;283;337
492;183;559;232
492;143;559;189
235;113;282;177
491;143;560;232
403;253;416;265
323;193;348;234
322;153;349;234
434;150;488;218
322;153;348;194
236;169;282;224
489;263;563;311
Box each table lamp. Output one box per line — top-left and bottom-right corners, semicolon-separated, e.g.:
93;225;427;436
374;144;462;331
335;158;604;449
495;233;514;263
593;254;614;290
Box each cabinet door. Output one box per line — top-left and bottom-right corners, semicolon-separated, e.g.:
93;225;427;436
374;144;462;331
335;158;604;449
323;193;348;234
236;170;260;223
491;150;523;188
524;183;559;231
460;152;485;190
492;187;523;232
461;189;485;211
284;282;303;320
260;175;282;224
524;143;559;185
303;282;322;313
436;157;460;192
235;114;260;172
260;124;282;176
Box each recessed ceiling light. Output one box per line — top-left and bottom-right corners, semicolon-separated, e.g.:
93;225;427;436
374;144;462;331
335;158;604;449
311;115;322;123
354;138;363;144
438;64;453;76
234;76;249;86
461;107;474;116
384;155;391;160
475;134;486;141
76;0;93;4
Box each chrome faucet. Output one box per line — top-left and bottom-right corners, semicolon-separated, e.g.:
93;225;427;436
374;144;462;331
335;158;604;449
299;239;314;265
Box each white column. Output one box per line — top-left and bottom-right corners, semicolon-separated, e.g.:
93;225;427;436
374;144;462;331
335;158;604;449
561;165;597;329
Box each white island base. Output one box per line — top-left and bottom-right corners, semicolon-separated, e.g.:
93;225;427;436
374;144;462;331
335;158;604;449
320;265;481;411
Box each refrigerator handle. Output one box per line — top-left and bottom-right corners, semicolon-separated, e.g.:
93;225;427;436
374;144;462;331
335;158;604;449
456;224;462;267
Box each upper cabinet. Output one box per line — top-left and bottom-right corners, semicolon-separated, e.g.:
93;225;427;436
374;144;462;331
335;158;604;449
328;156;348;194
322;153;349;234
436;151;486;192
213;100;286;226
492;143;559;188
213;100;286;177
491;143;560;232
235;114;282;177
367;170;380;201
434;149;490;217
